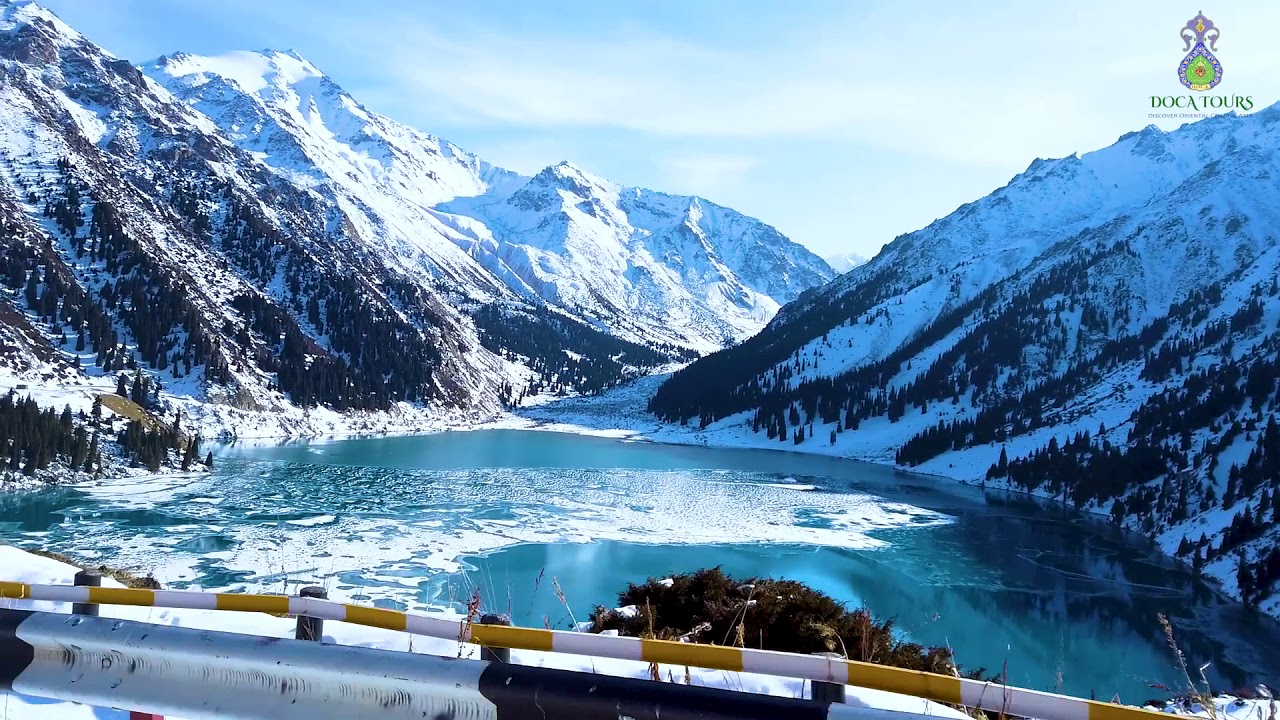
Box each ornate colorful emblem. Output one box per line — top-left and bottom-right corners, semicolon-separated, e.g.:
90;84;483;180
1179;11;1222;91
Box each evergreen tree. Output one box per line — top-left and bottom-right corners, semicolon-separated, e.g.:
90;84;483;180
180;434;201;471
84;431;98;473
1176;535;1191;556
1237;553;1255;605
130;371;146;408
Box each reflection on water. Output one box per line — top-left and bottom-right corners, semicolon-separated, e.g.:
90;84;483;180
456;519;1279;702
0;430;1277;703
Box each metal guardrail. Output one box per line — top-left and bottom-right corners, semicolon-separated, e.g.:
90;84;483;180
0;609;918;720
0;581;1166;720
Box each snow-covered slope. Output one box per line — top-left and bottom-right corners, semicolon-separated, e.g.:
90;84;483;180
145;49;523;302
824;252;868;273
658;108;1280;395
438;161;835;349
0;0;512;436
145;50;833;352
650;105;1280;611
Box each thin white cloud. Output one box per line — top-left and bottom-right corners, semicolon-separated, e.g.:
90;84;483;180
330;6;1274;171
659;153;759;197
170;1;1280;172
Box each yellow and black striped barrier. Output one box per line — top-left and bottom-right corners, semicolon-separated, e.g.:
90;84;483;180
0;581;1166;720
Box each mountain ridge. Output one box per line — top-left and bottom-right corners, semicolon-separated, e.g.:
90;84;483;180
437;159;834;349
0;4;510;423
144;47;834;351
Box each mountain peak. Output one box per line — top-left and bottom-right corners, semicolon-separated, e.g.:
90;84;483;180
1;0;44;22
528;161;612;196
1116;123;1165;145
548;160;591;178
824;252;869;273
262;47;305;60
0;0;80;41
151;48;326;96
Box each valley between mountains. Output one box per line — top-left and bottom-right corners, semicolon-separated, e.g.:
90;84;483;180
2;0;1279;617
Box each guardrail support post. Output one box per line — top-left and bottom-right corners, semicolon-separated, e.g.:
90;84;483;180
295;586;326;641
811;652;846;703
72;570;100;617
479;613;511;663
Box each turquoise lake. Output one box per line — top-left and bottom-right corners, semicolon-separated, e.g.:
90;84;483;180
1;429;1277;702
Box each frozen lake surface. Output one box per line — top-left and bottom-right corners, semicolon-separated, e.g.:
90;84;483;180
2;429;1277;702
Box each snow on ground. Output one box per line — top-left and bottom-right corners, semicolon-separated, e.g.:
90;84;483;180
0;358;504;443
0;546;969;720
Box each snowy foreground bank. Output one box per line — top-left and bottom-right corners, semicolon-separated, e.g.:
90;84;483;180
1;546;1270;720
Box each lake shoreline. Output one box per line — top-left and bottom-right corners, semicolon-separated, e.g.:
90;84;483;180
36;366;1241;620
205;400;1182;575
212;410;1213;616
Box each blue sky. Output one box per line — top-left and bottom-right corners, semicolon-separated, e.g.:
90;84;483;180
39;0;1280;258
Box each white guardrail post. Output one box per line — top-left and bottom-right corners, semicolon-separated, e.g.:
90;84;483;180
293;585;326;641
1;609;928;720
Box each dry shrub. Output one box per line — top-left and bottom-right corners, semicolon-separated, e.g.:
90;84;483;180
588;566;971;676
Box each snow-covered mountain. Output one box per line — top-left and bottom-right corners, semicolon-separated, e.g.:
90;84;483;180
651;106;1280;611
823;252;868;273
0;0;510;434
437;161;835;349
144;49;832;351
0;1;832;436
143;49;522;302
